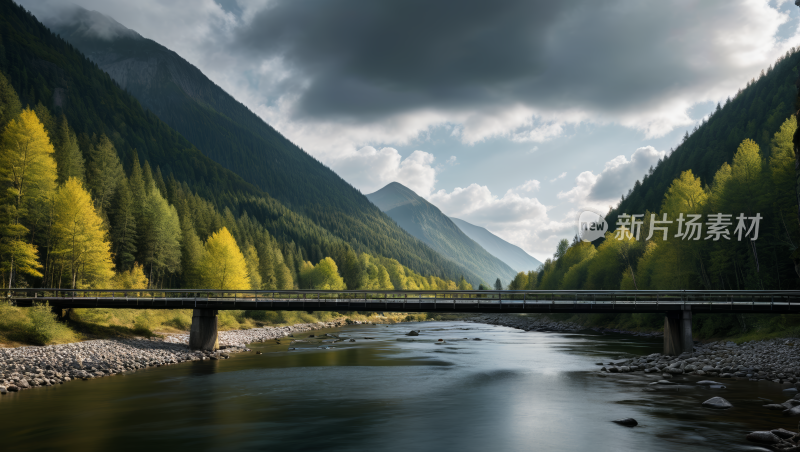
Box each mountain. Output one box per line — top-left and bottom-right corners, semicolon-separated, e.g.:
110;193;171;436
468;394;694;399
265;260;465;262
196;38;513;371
450;218;542;273
1;0;481;284
367;182;517;285
607;48;800;228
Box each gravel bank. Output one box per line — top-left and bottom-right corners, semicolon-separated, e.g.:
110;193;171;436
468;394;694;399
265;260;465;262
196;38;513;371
0;320;347;395
472;314;800;385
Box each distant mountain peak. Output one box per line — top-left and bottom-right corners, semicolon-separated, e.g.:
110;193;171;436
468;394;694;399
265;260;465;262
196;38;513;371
46;6;141;41
367;182;518;285
367;181;426;211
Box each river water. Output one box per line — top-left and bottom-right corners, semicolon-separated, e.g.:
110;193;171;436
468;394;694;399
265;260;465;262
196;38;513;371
0;321;794;451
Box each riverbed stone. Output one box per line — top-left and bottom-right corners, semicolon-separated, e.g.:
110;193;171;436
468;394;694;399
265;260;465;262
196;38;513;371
702;397;732;409
771;428;797;439
406;331;419;336
612;418;638;427
746;431;781;444
783;405;800;416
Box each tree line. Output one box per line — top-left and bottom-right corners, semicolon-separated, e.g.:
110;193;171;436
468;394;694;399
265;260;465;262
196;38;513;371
507;115;800;292
0;0;484;287
0;75;477;292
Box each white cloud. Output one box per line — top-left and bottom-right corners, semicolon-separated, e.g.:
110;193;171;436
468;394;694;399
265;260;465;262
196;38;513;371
446;156;457;165
550;172;567;183
558;146;666;213
329;147;437;197
429;181;571;259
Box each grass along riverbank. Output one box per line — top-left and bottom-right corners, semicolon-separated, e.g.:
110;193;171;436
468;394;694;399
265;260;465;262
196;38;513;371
0;302;441;348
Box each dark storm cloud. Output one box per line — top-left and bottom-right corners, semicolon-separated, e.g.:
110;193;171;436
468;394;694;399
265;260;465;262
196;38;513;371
234;0;567;117
233;0;748;122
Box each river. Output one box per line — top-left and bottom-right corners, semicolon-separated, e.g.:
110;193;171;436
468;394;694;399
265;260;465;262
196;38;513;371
0;321;793;451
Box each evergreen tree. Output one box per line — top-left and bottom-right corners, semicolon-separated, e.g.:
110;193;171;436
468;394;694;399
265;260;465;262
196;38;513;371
110;178;137;270
140;187;182;286
494;278;503;290
244;244;262;290
0;70;21;129
52;115;85;184
86;134;124;215
179;218;204;288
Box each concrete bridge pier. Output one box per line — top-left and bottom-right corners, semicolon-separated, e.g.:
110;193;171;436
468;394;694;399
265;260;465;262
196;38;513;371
663;306;693;355
189;309;219;351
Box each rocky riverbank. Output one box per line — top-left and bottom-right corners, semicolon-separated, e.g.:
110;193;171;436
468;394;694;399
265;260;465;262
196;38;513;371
0;320;348;395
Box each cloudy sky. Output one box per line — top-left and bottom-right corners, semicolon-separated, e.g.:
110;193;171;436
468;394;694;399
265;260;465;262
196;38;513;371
19;0;800;261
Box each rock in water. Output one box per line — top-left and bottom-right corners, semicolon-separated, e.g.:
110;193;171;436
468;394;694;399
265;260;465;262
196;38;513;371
745;431;781;444
771;428;796;439
0;386;6;394
702;397;733;409
406;331;419;336
696;380;724;386
764;404;786;410
783;405;800;416
612;418;638;427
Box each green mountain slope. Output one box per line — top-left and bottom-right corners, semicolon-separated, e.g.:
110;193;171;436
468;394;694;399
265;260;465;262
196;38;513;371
0;0;478;284
450;217;542;273
607;48;800;226
367;182;517;285
44;7;460;274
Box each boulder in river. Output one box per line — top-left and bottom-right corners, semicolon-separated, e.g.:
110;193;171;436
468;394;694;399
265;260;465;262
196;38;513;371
349;339;356;342
7;385;19;392
764;404;786;410
701;397;732;409
406;331;419;336
771;428;796;439
783;405;800;416
612;418;638;427
745;431;780;444
697;380;724;386
0;386;6;394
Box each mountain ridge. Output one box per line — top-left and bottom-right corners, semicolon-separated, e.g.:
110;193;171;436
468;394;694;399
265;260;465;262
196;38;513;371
2;0;483;285
449;217;543;273
366;182;518;285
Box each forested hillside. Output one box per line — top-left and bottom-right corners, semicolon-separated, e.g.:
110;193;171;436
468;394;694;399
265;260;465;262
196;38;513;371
0;0;482;285
38;7;478;284
504;66;800;336
607;46;800;227
367;182;517;285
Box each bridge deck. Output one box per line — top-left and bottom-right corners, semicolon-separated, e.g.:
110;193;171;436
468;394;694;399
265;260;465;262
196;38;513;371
7;289;800;314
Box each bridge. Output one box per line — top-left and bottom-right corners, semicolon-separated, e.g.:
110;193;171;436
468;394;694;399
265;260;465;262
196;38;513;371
7;288;800;355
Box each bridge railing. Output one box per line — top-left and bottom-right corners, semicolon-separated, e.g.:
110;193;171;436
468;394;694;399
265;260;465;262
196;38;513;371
6;288;800;308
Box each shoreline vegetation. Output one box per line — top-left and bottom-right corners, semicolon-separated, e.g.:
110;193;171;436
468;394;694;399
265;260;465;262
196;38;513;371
0;311;457;395
0;302;443;348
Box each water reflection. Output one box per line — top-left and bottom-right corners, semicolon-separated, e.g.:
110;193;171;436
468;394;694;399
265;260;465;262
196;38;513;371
0;322;791;451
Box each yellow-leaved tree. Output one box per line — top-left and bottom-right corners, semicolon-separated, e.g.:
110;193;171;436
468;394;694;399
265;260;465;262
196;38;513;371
0;109;57;287
111;263;149;290
51;178;115;288
198;227;250;290
298;257;346;290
